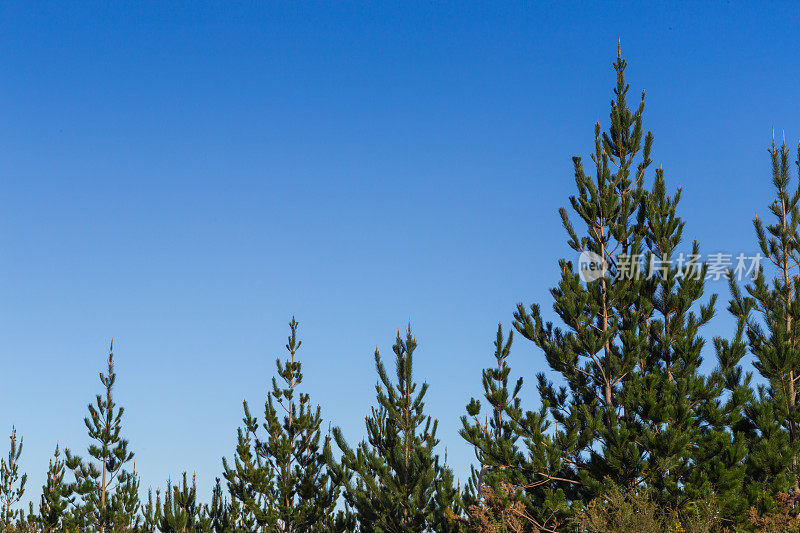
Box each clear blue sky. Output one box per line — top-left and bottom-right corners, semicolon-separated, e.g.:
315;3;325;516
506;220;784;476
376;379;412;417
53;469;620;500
2;1;799;505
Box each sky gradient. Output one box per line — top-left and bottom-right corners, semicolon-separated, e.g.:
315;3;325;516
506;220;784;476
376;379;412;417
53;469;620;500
2;1;800;504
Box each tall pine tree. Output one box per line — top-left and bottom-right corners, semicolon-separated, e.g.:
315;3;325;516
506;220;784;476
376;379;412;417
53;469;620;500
66;341;139;531
512;45;749;519
513;42;654;500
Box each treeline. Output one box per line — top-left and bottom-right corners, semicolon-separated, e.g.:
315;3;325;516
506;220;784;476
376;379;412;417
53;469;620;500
5;48;800;532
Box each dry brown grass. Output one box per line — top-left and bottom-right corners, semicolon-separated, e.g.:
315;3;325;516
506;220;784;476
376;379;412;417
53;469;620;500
748;491;800;532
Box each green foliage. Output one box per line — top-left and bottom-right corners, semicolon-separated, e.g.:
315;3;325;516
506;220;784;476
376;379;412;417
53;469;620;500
332;324;460;532
461;325;521;500
220;406;261;530
513;44;655;503
639;169;750;519
510;44;750;526
460;325;570;531
157;473;207;532
65;342;139;531
140;488;160;533
37;445;73;532
138;475;232;533
204;478;234;532
729;136;800;508
223;318;342;532
0;427;27;531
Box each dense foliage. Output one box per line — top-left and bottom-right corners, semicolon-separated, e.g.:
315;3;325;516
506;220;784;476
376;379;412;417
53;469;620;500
3;48;800;532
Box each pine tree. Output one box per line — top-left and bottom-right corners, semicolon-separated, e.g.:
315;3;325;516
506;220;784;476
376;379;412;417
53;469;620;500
461;325;521;507
66;341;139;531
158;473;204;532
729;134;800;508
332;323;458;532
512;43;654;500
0;426;27;532
259;317;338;530
38;444;73;532
319;427;357;533
204;478;234;532
512;45;749;518
221;404;263;530
430;459;466;533
21;501;38;532
460;325;570;531
116;466;142;530
140;488;160;533
223;318;341;532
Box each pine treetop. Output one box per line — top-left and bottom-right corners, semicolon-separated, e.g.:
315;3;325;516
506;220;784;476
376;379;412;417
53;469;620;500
65;341;139;531
0;426;27;530
333;324;460;532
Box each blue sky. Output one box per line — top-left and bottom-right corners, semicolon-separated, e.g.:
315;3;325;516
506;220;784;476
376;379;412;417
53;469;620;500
2;1;800;505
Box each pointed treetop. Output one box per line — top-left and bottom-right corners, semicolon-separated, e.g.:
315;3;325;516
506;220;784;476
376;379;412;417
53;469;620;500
617;37;621;58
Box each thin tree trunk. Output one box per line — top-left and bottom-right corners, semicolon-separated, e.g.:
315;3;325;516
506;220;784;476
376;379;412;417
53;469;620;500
780;189;799;492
